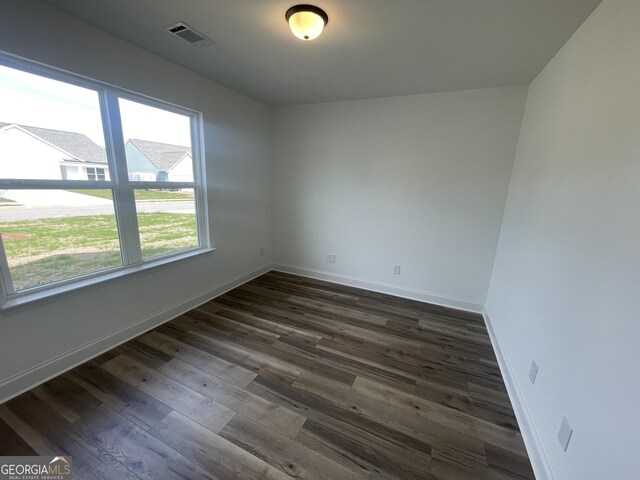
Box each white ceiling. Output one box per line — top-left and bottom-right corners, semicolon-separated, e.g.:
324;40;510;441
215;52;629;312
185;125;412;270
39;0;602;106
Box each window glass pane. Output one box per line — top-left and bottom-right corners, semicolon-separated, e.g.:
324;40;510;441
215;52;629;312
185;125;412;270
134;188;198;259
119;98;194;183
0;64;111;181
86;168;106;182
0;189;122;291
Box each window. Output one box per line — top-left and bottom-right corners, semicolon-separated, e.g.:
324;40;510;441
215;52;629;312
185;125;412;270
86;167;106;181
118;98;199;259
0;55;209;308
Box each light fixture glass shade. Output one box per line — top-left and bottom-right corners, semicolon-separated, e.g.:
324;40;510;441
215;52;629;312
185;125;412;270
286;5;328;41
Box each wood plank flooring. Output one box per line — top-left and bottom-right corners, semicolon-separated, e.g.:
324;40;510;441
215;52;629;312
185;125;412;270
0;271;535;479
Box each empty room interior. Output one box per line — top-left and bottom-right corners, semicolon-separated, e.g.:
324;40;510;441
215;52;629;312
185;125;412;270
0;0;637;479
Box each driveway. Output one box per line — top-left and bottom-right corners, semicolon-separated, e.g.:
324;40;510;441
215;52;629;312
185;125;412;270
1;189;112;206
0;201;195;221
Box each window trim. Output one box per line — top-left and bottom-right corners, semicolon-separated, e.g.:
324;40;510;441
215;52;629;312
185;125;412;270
0;51;211;309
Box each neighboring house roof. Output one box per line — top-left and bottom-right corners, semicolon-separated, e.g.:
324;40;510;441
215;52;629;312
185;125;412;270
128;138;191;171
0;122;107;164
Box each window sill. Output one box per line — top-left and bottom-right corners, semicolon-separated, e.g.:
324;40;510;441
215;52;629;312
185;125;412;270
0;247;215;313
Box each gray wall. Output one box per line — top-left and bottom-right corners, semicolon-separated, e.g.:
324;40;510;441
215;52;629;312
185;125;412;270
0;0;273;401
486;0;640;478
272;87;527;310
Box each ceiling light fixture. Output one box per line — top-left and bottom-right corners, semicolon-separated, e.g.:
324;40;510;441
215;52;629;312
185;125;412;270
285;4;328;41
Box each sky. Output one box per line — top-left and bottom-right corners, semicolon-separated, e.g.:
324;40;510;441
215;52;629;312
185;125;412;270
0;64;191;148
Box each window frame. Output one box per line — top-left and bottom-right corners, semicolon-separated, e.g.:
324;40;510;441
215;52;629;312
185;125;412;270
0;52;211;310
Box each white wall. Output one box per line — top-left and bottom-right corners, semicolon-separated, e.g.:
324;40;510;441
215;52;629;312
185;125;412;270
168;154;194;182
0;0;272;401
272;87;527;311
0;127;65;180
486;0;640;479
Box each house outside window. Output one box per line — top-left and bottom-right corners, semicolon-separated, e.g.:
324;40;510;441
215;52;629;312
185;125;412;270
0;54;210;308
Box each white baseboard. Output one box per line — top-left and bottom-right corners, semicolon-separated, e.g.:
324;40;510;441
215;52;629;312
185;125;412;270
272;263;484;313
483;310;555;480
0;264;271;404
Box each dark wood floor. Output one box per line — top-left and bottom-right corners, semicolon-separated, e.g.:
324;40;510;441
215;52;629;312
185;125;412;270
0;271;534;480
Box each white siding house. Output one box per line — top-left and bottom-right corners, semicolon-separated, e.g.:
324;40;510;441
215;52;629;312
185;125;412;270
0;123;110;181
0;125;62;179
165;153;193;182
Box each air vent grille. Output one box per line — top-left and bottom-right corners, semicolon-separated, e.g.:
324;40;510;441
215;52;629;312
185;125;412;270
164;22;213;47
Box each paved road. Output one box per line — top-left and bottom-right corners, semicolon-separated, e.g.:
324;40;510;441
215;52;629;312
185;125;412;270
0;202;195;221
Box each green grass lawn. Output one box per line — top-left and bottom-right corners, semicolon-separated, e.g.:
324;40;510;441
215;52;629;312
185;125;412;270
0;197;15;203
66;189;195;201
0;212;198;291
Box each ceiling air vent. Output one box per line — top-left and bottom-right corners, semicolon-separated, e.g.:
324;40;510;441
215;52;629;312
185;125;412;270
164;22;214;47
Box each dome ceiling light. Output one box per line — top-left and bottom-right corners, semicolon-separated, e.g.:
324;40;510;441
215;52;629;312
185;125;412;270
285;4;328;41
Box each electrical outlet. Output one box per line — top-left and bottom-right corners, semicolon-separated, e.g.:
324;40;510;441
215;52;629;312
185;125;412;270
557;417;573;452
259;248;264;257
326;253;337;264
393;264;401;275
529;360;539;385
